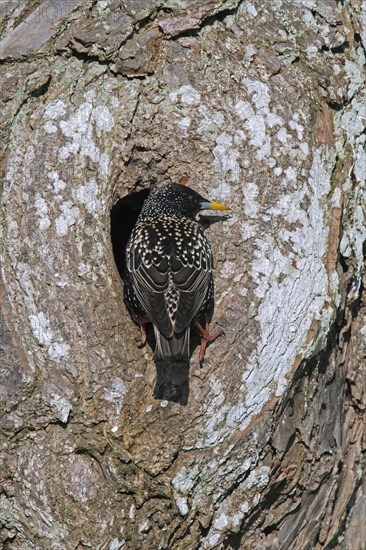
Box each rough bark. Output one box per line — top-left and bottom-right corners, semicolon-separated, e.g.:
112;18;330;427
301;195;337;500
0;1;365;548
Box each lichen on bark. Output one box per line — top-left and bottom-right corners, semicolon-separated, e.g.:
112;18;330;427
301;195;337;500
0;1;365;548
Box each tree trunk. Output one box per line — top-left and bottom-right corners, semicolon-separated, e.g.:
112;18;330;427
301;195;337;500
1;1;365;548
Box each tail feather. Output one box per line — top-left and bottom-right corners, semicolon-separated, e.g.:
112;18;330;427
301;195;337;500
153;326;191;404
153;326;190;362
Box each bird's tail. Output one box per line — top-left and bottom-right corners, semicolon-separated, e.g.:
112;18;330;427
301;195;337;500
153;327;190;403
153;327;190;362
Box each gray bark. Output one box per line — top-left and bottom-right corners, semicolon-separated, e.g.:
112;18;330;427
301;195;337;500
0;1;365;548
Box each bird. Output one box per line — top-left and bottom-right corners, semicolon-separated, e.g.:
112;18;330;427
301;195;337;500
124;183;230;366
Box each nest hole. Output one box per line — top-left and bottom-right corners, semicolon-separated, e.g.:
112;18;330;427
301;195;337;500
110;189;149;278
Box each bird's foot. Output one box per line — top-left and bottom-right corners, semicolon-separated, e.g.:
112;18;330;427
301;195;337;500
195;320;224;364
137;322;148;348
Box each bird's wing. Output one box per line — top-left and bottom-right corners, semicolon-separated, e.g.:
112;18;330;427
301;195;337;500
171;237;213;335
126;221;213;338
134;259;174;337
126;226;174;337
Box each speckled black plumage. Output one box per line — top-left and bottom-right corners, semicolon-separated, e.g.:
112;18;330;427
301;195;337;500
124;183;222;362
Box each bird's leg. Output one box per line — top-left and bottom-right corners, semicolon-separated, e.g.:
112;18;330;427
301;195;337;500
132;314;150;347
139;322;148;347
195;319;224;363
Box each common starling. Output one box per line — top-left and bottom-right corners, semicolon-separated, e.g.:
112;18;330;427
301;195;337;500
124;183;230;364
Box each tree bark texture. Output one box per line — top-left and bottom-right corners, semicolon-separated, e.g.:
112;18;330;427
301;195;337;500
0;1;365;548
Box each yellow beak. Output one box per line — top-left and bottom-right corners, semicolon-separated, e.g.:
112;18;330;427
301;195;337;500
201;201;231;211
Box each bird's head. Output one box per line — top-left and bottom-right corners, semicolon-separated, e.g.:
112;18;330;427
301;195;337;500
140;183;230;219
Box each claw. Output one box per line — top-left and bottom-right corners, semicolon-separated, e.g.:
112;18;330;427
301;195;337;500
131;314;150;348
137;323;148;348
195;319;224;363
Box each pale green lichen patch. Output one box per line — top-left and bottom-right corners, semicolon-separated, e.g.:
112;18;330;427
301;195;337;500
50;394;72;423
93;105;115;132
29;312;70;361
1;2;365;545
243;149;332;405
44;100;66;120
104;377;127;432
203;465;270;547
175;496;189;516
42;91;116;178
48;171;67;194
334;49;366;288
73;179;102;215
34;196;51;230
55;201;80;237
172;465;200;494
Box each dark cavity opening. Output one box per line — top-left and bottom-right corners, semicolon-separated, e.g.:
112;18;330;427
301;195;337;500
110;189;149;278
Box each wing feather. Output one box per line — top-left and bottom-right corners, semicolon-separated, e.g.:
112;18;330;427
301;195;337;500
126;217;213;339
172;238;213;334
